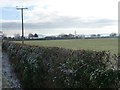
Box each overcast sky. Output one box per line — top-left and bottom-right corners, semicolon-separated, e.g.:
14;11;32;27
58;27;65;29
0;0;119;37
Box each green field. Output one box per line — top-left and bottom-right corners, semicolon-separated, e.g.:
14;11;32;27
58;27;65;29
15;38;118;54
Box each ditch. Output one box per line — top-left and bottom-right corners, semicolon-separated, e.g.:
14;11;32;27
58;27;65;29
2;52;21;88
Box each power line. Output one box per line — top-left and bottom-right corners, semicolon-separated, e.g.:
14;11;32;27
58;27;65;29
16;7;28;44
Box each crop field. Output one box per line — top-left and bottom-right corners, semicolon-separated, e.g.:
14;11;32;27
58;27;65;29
15;38;118;54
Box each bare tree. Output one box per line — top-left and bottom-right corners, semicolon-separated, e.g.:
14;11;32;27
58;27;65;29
28;33;34;39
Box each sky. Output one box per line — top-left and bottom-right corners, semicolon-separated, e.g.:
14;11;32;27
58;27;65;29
0;0;119;37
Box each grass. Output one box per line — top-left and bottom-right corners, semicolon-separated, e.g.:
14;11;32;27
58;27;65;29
15;38;118;54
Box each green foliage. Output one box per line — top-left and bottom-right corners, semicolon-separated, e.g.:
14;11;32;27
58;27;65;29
2;41;120;88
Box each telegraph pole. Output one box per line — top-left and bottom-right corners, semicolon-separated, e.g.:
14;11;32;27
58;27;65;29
16;7;28;44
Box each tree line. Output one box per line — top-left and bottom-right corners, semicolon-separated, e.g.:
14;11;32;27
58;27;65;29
2;32;119;40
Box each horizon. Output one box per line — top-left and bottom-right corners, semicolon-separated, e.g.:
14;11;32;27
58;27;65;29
3;31;118;38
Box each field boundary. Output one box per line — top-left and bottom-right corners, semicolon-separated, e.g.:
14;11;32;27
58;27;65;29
2;41;120;88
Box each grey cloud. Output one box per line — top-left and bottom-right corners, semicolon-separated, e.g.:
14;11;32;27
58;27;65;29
25;17;117;29
2;22;21;30
2;16;117;31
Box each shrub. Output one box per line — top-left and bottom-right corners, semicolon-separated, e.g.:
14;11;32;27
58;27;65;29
2;41;120;88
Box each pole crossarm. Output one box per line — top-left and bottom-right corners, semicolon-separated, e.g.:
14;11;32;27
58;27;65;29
16;7;28;10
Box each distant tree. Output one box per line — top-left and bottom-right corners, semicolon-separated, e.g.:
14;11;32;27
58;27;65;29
110;33;117;38
45;36;56;40
58;33;64;38
79;35;85;39
34;33;38;37
8;37;12;39
3;37;7;39
68;34;74;38
14;34;20;39
97;34;101;38
91;34;96;38
58;34;68;38
28;33;34;39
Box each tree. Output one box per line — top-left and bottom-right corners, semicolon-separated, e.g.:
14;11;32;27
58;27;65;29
68;34;74;38
8;37;12;39
97;34;101;38
79;34;85;39
58;34;68;39
110;33;117;38
34;33;38;37
91;34;96;38
28;33;33;39
14;34;20;39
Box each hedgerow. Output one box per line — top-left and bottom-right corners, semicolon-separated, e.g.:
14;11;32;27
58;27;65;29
2;41;120;88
